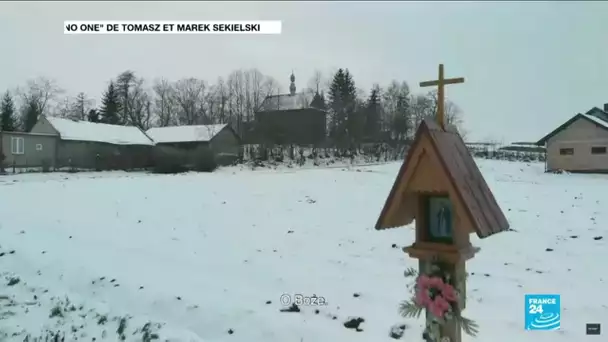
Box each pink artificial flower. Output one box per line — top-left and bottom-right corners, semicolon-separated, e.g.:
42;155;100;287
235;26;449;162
441;283;458;303
415;288;431;307
417;275;431;289
427;277;444;289
434;296;451;313
429;301;445;318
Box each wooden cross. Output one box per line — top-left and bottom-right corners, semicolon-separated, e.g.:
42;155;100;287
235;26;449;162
420;64;465;130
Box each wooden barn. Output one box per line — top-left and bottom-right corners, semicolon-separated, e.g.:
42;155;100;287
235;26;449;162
146;124;241;168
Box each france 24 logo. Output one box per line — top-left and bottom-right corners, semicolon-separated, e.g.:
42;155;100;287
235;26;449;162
524;294;560;330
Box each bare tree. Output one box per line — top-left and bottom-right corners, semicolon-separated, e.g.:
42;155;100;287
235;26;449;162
308;69;324;94
445;99;467;139
174;78;206;125
54;96;74;118
410;94;433;129
324;67;338;92
144;98;153;130
382;80;412;139
131;87;152;129
243;70;254;122
425;90;438;121
203;84;219;124
299;87;316;107
115;71;151;128
247;68;268;117
72;92;93;120
152;77;178;127
116;70;137;124
262;76;278;100
18;77;63;116
419;90;466;137
356;87;366;101
227;69;245;132
214;76;229;124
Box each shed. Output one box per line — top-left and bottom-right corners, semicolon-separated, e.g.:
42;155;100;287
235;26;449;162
30;116;155;170
536;106;608;173
146;124;241;167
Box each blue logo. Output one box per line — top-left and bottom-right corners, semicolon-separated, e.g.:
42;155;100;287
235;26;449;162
525;294;560;330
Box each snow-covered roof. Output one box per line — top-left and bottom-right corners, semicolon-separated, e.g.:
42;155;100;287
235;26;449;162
146;124;228;144
258;93;311;111
537;111;608;145
581;113;608;129
46;117;154;146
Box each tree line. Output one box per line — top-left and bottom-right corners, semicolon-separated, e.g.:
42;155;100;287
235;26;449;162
0;68;466;142
323;69;465;147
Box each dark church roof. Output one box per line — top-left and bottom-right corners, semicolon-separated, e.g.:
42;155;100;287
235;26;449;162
258;93;312;112
257;71;324;112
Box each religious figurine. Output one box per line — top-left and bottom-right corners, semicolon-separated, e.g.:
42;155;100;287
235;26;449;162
437;205;451;236
428;197;453;241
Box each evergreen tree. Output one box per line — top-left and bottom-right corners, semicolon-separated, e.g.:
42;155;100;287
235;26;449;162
73;92;92;120
393;90;411;141
22;101;40;132
0;91;17;131
310;91;326;110
100;82;121;125
87;109;100;122
328;69;346;108
328;69;347;143
328;68;358;146
342;70;357;107
365;85;381;138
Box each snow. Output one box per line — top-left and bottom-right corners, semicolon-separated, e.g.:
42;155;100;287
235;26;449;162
508;143;542;148
146;124;228;144
581;114;608;129
0;159;607;341
46;116;155;146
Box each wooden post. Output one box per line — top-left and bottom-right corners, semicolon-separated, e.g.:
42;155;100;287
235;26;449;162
419;64;465;130
438;64;444;129
440;262;466;342
419;259;466;342
441;313;462;342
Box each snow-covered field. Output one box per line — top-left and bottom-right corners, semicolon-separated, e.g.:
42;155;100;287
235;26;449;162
0;159;606;341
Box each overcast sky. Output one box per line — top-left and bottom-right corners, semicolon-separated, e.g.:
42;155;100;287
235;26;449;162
1;1;607;142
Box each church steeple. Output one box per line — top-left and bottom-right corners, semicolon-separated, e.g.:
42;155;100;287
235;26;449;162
289;71;296;96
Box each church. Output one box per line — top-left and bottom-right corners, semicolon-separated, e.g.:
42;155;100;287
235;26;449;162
254;73;327;146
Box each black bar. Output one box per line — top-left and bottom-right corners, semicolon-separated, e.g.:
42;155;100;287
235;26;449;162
586;323;601;335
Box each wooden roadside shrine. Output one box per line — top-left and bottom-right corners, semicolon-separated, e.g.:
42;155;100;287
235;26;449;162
375;64;510;342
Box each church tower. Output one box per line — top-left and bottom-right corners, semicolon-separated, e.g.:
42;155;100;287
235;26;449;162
289;71;296;96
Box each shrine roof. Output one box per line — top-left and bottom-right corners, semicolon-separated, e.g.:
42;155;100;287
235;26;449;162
375;119;510;238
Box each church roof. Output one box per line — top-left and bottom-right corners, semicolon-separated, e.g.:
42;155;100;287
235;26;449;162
258;93;312;112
